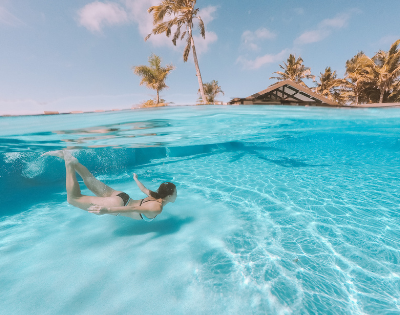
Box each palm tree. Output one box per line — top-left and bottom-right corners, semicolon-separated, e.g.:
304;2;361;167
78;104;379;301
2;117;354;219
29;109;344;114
388;80;400;102
314;67;345;104
364;39;400;103
314;67;342;100
198;80;224;104
342;52;375;105
270;54;315;87
145;0;207;104
132;54;175;104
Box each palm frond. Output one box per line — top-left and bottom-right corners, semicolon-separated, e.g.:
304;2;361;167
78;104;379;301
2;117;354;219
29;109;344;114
145;0;206;55
183;35;192;62
388;39;400;57
172;24;182;45
197;16;205;38
180;31;187;40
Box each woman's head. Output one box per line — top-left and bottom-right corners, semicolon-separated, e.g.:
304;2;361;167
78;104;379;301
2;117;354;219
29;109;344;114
150;182;177;202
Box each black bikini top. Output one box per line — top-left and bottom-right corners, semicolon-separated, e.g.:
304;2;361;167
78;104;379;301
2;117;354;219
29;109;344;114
139;198;162;221
139;198;162;206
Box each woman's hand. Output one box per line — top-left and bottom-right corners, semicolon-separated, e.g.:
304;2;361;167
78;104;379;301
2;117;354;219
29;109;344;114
88;205;109;215
133;173;150;196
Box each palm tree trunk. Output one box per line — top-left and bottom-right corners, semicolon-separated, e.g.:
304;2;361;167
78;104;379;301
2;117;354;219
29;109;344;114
189;29;207;105
379;90;384;103
156;90;160;104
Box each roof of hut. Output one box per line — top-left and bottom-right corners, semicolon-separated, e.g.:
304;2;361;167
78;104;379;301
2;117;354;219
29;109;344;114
230;80;339;106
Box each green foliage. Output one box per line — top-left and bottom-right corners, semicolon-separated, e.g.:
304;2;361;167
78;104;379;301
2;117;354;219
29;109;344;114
340;52;376;105
270;54;315;87
314;67;344;104
146;0;205;62
139;98;168;108
273;42;400;105
388;81;400;102
340;40;400;104
366;39;400;103
197;80;224;104
132;54;174;104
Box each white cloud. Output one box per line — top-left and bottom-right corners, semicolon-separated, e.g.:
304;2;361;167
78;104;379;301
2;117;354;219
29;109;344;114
295;12;352;45
193;31;218;55
78;1;129;33
0;6;24;26
236;49;289;70
77;0;218;53
123;0;170;46
295;29;329;44
241;28;276;51
320;13;350;29
198;5;217;25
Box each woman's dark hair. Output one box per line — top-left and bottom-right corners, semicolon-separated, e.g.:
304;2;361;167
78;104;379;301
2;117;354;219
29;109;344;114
150;182;176;199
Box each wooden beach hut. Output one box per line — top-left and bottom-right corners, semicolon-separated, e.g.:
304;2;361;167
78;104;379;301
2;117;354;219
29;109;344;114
229;80;339;107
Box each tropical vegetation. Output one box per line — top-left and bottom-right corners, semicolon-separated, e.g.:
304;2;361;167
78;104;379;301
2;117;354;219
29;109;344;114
314;67;344;103
139;98;168;108
341;52;376;105
198;80;224;104
132;54;174;105
145;0;208;104
363;39;400;103
270;39;400;105
270;54;315;87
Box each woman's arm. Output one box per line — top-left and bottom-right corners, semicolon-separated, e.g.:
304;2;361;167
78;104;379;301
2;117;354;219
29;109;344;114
133;173;151;196
88;204;161;216
88;204;138;214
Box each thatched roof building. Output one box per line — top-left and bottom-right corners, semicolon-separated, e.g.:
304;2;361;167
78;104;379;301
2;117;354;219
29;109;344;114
229;80;339;106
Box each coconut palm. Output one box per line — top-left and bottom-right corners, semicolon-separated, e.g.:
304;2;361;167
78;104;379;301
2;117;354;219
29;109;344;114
145;0;207;104
388;80;400;102
314;67;344;103
342;52;375;105
364;39;400;103
270;54;315;87
132;54;174;104
198;80;224;104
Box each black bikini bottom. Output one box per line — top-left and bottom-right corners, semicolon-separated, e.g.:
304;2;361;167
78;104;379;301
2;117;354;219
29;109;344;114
116;192;130;206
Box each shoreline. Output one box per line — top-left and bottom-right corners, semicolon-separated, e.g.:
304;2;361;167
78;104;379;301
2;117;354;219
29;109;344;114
1;102;400;117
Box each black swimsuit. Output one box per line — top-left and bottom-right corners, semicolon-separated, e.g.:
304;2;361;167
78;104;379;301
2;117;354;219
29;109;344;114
139;198;162;221
117;192;131;206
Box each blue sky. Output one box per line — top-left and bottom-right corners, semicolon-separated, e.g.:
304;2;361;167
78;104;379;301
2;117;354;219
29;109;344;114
0;0;399;115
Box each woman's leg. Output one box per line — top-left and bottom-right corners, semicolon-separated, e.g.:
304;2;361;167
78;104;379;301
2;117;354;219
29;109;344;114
63;153;121;211
64;151;116;198
65;158;83;205
42;150;123;211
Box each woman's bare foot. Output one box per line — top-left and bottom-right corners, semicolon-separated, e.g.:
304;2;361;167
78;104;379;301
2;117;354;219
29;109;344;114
41;150;65;159
63;150;78;164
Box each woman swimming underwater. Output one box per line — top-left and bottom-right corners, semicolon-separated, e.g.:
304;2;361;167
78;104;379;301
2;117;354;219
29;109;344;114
42;150;177;221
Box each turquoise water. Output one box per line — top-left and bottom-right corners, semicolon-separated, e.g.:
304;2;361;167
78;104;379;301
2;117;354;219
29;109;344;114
1;105;400;314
